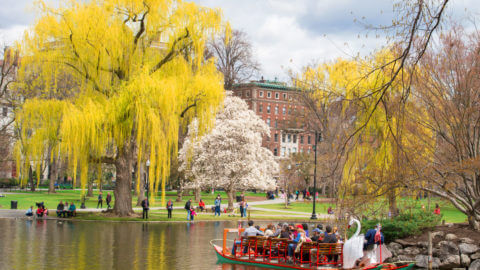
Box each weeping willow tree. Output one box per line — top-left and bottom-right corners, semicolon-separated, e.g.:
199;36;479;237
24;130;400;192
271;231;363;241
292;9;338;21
14;0;227;216
297;49;433;217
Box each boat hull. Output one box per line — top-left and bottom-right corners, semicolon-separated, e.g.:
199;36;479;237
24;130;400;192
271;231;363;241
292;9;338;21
212;244;414;270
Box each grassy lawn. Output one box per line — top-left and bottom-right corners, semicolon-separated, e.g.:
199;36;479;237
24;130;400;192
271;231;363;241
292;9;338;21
74;209;312;222
0;189;265;210
259;197;467;224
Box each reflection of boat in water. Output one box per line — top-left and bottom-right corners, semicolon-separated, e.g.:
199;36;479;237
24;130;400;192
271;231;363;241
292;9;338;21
211;227;414;270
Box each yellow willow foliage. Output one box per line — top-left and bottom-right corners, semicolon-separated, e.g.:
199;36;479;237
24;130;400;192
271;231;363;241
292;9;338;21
14;99;66;187
298;49;434;199
15;0;226;207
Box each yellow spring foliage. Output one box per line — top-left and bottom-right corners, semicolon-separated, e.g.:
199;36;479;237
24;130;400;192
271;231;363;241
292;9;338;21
14;0;227;207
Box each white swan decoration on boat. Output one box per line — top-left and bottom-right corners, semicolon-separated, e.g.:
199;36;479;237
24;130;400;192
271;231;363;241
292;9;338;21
343;217;365;269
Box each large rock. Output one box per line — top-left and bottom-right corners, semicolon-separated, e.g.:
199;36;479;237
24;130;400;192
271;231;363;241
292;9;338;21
460;238;475;244
470;259;480;270
471;252;480;260
440;255;461;269
388;242;403;256
462;254;471;266
432;231;445;239
446;233;458;241
438;240;459;256
417;241;429;248
459;243;480;255
395;239;417;247
404;246;421;255
415;254;441;269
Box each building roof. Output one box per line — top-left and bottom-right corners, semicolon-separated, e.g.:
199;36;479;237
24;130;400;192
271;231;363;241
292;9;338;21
233;81;299;92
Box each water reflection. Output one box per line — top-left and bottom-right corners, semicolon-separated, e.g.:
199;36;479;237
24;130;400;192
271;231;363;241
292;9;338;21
0;219;270;270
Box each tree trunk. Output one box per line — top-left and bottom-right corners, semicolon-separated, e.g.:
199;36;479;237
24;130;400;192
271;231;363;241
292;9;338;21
226;188;235;211
87;181;94;197
48;155;57;193
176;178;183;202
29;166;35;192
194;187;201;202
468;214;480;231
136;168;145;207
113;148;134;216
388;190;398;217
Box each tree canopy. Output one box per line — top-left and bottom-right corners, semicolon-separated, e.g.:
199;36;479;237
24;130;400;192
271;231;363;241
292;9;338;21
14;0;228;215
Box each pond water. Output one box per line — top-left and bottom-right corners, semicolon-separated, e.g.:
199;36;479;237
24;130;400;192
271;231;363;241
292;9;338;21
0;219;270;270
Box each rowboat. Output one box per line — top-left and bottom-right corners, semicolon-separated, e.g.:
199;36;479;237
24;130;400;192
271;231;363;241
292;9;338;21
211;228;415;270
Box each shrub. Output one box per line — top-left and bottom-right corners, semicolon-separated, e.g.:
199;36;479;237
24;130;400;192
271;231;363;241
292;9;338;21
359;211;441;242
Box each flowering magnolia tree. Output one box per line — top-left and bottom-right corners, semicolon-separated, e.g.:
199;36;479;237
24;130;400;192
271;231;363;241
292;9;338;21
179;95;278;210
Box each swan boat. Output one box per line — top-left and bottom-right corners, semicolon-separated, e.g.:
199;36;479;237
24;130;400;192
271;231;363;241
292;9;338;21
211;223;414;270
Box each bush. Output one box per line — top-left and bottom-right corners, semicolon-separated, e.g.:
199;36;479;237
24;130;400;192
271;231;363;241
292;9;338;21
359;211;441;242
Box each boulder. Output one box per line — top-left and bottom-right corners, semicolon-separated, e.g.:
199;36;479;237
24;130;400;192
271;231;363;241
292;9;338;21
460;238;475;244
438;240;459;255
417;241;429;248
432;231;445;239
388;242;403;256
459;243;480;255
461;254;471;266
446;233;458;241
404;246;421;255
440;255;461;269
471;252;480;260
395;239;417;247
415;254;441;269
470;259;480;270
398;254;415;261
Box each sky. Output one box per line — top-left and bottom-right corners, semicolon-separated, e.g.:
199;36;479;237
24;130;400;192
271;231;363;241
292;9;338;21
0;0;478;81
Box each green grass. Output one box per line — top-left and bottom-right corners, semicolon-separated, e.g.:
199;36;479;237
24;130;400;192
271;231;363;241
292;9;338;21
74;209;312;222
259;197;467;224
0;189;264;210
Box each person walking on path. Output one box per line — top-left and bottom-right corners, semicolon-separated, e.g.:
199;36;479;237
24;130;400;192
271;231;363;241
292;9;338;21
239;200;245;217
97;192;103;209
106;192;112;209
214;196;221;216
185;199;192;220
166;199;173;218
141;198;149;219
295;190;299;200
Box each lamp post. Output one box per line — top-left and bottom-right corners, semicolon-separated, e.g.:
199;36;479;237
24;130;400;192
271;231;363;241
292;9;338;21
311;131;319;220
146;160;150;204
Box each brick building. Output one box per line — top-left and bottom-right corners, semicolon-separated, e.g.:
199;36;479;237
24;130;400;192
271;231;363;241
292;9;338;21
231;80;314;158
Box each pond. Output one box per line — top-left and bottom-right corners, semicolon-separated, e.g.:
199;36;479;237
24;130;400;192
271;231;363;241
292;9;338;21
0;218;271;270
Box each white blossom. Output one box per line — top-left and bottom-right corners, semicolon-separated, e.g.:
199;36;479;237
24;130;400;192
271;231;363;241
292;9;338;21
179;94;279;205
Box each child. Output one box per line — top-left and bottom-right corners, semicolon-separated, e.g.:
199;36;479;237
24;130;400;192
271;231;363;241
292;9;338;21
190;207;197;221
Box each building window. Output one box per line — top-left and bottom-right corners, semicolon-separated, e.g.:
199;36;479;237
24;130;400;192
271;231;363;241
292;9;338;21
267;105;271;113
283;93;287;99
282;107;286;115
259;104;263;113
275;92;279;99
300;135;304;144
282;133;286;143
266;135;270;141
274;120;278;128
267;92;271;98
2;107;7;117
307;148;311;153
288;148;291;155
274;106;278;115
292;147;297;153
274;133;278;142
239;91;242;97
307;136;311;144
281;147;286;156
259;91;264;97
300;148;304;153
274;148;278;156
288;108;292;115
293;134;297;143
266;118;271;126
287;134;291;143
246;91;250;97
